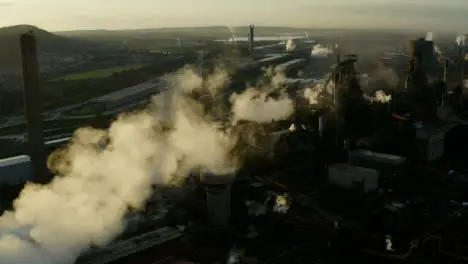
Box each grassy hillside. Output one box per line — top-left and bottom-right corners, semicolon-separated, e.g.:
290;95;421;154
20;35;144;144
0;25;101;72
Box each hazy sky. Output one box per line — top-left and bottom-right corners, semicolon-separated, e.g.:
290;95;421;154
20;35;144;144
1;0;468;32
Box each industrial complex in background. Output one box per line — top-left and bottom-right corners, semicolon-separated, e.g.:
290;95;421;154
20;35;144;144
2;25;468;264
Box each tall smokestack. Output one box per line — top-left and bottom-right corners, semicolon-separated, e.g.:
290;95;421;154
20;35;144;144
336;49;341;65
460;45;465;86
200;170;235;227
318;115;325;140
333;48;341;108
20;32;47;184
248;25;254;54
443;59;448;83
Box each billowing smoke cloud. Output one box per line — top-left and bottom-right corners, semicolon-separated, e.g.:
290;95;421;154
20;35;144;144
304;87;321;105
303;80;333;105
0;66;291;264
363;90;392;104
361;63;399;94
310;44;333;58
373;67;399;88
285;38;296;52
230;88;293;123
230;70;294;124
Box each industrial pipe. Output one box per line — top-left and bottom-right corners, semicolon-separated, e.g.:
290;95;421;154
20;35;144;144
20;31;48;183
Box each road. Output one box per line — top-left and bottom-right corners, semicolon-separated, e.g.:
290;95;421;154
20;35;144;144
0;78;162;126
0;78;164;128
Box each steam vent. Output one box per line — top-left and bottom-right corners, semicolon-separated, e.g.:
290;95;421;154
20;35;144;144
200;170;235;227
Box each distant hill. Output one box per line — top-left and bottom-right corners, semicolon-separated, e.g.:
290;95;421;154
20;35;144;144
55;26;311;40
0;25;101;72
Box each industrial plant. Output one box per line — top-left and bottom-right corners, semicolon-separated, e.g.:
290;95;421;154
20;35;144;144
1;25;468;264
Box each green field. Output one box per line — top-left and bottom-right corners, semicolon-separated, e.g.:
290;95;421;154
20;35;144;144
53;64;148;81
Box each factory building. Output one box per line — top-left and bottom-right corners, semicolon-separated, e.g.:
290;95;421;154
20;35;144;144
328;163;379;194
93;82;159;110
348;149;407;188
413;121;455;163
275;59;307;76
0;155;33;186
408;38;438;73
284;78;320;87
65;81;160;117
255;54;290;66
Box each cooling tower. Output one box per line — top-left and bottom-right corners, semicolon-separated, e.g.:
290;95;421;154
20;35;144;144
200;170;235;227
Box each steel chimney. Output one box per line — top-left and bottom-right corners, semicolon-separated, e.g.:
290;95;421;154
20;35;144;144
20;32;47;183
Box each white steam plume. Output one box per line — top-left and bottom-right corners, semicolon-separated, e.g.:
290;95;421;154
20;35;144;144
363;90;392;103
230;89;294;124
285;38;296;52
456;34;466;47
0;67;242;264
303;80;334;105
426;32;443;59
310;44;333;58
227;26;237;43
304;87;321;105
373;67;399;88
230;70;294;124
425;32;433;42
361;63;399;94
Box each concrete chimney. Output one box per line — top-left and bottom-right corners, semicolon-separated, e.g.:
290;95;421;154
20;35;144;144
336;50;341;66
20;32;47;184
460;45;465;86
200;170;235;227
443;59;448;83
318;115;325;140
248;25;254;54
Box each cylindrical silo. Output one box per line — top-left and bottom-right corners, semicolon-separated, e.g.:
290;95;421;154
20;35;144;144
200;170;235;227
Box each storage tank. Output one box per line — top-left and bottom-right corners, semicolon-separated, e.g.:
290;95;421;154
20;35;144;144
200;170;235;227
328;163;379;193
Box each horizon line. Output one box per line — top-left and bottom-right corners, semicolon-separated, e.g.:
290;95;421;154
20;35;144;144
0;24;441;34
